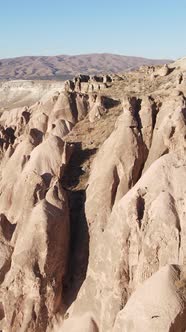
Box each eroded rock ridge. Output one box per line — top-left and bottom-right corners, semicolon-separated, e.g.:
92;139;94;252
0;60;186;332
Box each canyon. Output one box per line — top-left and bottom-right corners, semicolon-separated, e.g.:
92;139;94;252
0;58;185;332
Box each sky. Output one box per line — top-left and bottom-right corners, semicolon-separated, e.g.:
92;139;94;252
0;0;186;60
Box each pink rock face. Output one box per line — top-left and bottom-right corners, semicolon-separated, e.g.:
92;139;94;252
2;181;70;332
85;107;145;232
113;265;186;332
0;59;186;332
0;91;85;331
57;313;99;332
67;152;186;331
0;138;71;331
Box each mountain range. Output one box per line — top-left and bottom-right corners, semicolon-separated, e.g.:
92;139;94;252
0;53;172;80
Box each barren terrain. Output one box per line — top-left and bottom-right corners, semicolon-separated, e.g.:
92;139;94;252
0;53;171;80
0;58;185;332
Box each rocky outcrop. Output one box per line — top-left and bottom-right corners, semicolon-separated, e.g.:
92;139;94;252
0;133;72;331
57;63;186;329
0;89;89;331
0;181;70;332
143;94;186;171
86;97;145;232
65;149;186;331
89;95;106;123
155;64;170;77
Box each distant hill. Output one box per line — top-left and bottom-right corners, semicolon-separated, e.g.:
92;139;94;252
0;53;172;81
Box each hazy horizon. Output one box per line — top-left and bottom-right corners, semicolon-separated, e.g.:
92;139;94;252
1;0;186;60
0;52;175;61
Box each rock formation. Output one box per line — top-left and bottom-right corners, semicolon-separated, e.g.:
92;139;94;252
113;265;186;332
0;58;186;332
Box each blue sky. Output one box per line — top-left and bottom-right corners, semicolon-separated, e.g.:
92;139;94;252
0;0;186;59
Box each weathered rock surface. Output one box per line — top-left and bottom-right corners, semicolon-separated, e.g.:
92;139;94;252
0;57;186;332
113;265;186;332
0;90;89;331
